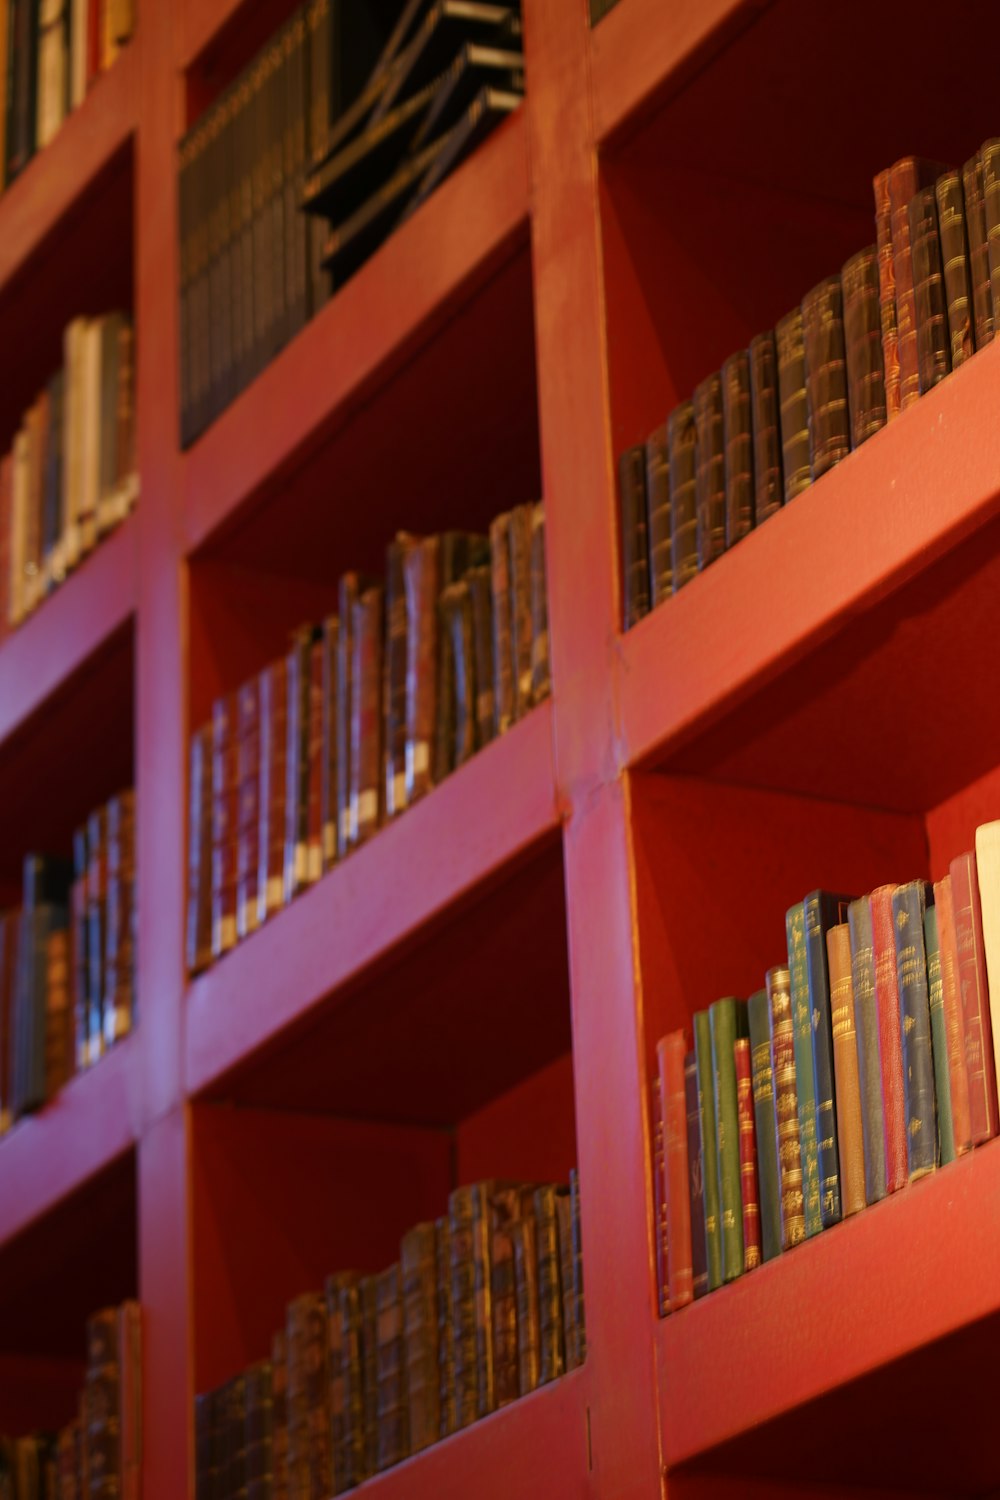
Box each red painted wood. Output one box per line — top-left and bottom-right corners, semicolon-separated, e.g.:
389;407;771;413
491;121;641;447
455;1052;578;1187
0;1353;85;1432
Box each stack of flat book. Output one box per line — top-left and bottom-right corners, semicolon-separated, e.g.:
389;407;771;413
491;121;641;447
302;0;525;287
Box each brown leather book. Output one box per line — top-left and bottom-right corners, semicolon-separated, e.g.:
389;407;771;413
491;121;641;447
873;168;901;420
529;502;550;703
271;1327;290;1500
236;677;261;941
935;171;975;369
286;1292;331;1498
767;964;805;1248
509;506;534;722
775;307;811;500
257;658;288;924
86;805;108;1062
244;1359;273;1500
440;581;476;768
748;331;783;522
186;726;213;974
336;574;360;858
103;790;135;1048
118;1301;141;1500
802;275;850;479
467;564;495;748
435;1215;456;1440
511;1203;540;1395
349;585;385;848
618;445;650;627
283;626;313;898
434;534;487;783
43;928;73;1098
375;1263;408;1472
448;1184;478;1428
888;156;945;410
211;692;238;959
983;138;1000;331
403;541;441;802
305;636;324;883
842;246;887;449
325;1270;357;1493
320;616;340;872
962;152;993;349
384;535;416;820
532;1184;564;1384
721;351;754;548
70;830;89;1073
693;372;725;569
85;1308;121;1494
645;425;672;605
667;401;697;590
555;1188;576;1369
908;185;951;394
401;1224;439;1454
489;514;515;734
826;922;866;1217
491;1185;533;1407
362;1276;379;1479
333;1280;367;1492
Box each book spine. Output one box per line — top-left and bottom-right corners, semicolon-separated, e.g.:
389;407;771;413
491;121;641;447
333;1283;365;1491
933;874;973;1154
489;515;514;735
384;537;412;819
404;540;441;798
775;307;810;501
401;1224;439;1450
103;790;135;1046
721;350;753;549
658;1031;692;1308
935;170;975;369
870;884;909;1191
532;1184;564;1384
748;329;782;523
983;137;1000;335
556;1188;575;1369
873;167;901;420
683;1049;708;1297
734;1037;761;1272
645;423;672;605
85;1308;121;1495
651;1085;668;1315
767;964;804;1249
86;806;106;1063
908;185;951;395
693;1011;722;1291
257;658;288;923
569;1169;585;1366
71;827;89;1070
529;502;550;703
186;727;212;974
44;927;73;1097
619;445;650;629
336;574;358;859
667;401;698;591
489;1189;522;1408
950;849;999;1142
467;564;495;747
304;635;323;883
785;903;822;1236
841;245;886;449
270;1327;289;1500
435;1216;456;1438
802;276;850;480
692;372;725;570
473;1181;496;1415
805;891;846;1227
325;1271;351;1491
892;881;937;1179
963;151;993;349
826;923;866;1217
235;677;260;941
287;1292;332;1498
283;629;310;898
923;903;955;1166
268;35;287;363
245;1358;273;1500
889;157;942;410
508;505;534;721
847;895;887;1203
375;1264;407;1472
440;582;476;769
709;998;745;1281
319;616;338;872
211;690;238;959
511;1204;540;1395
349;585;384;847
448;1184;478;1426
746;989;782;1262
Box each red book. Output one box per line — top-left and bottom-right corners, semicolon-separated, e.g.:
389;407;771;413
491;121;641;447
933;875;974;1154
650;1085;668;1316
734;1037;761;1272
870;884;908;1193
950;850;1000;1143
88;0;102;87
657;1031;692;1311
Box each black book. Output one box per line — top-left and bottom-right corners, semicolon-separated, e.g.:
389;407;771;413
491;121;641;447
371;1;517;127
619;445;650;629
6;0;37;182
42;371;64;590
410;42;524;152
321;134;447;283
13;854;71;1121
398;85;520;224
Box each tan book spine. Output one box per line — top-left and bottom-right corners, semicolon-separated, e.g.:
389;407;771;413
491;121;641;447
375;1263;408;1472
401;1223;440;1454
286;1292;331;1500
827;923;866;1218
509;503;534;720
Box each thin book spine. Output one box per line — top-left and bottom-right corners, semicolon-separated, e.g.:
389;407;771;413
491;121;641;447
775;307;810;500
870;884;909;1192
529;502;550;703
891;881;937;1180
693;1010;722;1292
841;245;887;448
802;277;850;480
748;330;783;522
645;423;672;605
923;902;955;1166
746;988;782;1262
962;152;993;349
767;964;804;1249
734;1037;761;1272
683;1049;708;1298
667;401;697;591
651;1084;668;1316
933;874;973;1154
826;923;866;1217
951;848;1000;1142
785;902;822;1237
874;167;901;419
908;185;951;394
804;890;850;1228
658;1031;692;1309
692;372;725;570
721;351;753;549
708;997;745;1283
847;895;887;1203
618;445;650;628
935;171;975;369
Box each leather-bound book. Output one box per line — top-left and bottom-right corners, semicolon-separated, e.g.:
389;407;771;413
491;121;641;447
908;186;951;394
375;1264;408;1472
870;884;908;1191
651;1085;668;1315
619;445;650;629
532;1184;564;1383
935;171;975;369
933;875;973;1155
826;923;866;1217
474;1181;503;1413
466;565;495;748
448;1184;478;1426
244;1359;273;1500
784;903;822;1237
555;1187;574;1367
403;541;442;801
384;535;415;820
320;615;340;872
983;138;1000;329
510;1201;540;1393
748;330;782;523
802;277;850;481
734;1037;761;1272
962;152;993;349
692;1010;722;1291
362;1276;379;1478
489;514;515;735
337;574;360;857
71;826;90;1071
708;998;746;1282
923;903;955;1166
847;896;887;1203
508;507;534;721
103;790;135;1048
349;583;385;847
805;890;852;1227
435;533;485;782
766;964;804;1249
286;1291;332;1498
667;401;698;591
186;727;213;974
842;246;887;449
226;1374;248;1500
892;881;938;1179
645;423;672;605
326;1271;356;1493
56;1422;80;1500
434;1215;456;1438
86;807;107;1062
257;657;289;924
692;372;725;570
305;634;324;883
721;351;754;548
657;1031;692;1307
684;1049;708;1297
401;1224;439;1451
43;928;73;1099
211;692;238;958
333;1280;367;1492
440;581;476;769
529;502;550;702
85;1307;121;1495
283;626;313;896
236;677;261;941
491;1186;530;1406
951;848;999;1142
746;989;782;1262
569;1170;585;1365
117;1302;141;1500
271;1326;289;1500
975;822;1000;1143
775;307;811;500
888;156;945;410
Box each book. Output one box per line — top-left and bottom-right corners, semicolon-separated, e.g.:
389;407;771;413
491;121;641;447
746;988;782;1262
733;1036;761;1272
507;507;534;724
826;922;865;1217
511;1202;540;1395
258;657;289;923
440;580;476;768
375;1264;407;1471
962;151;993;350
887;156;944;411
923;902;955;1166
908;185;950;395
802;276;850;480
236;676;262;941
785;902;822;1237
667;401;698;591
683;1048;708;1298
708;997;745;1282
747;330;783;522
657;1030;692;1309
983;137;1000;331
467;564;495;747
645;422;672;605
870;883;908;1192
693;1009;722;1291
847;895;887;1204
211;691;238;958
404;541;441;800
384;537;414;820
775;307;810;501
934;170;975;370
286;1292;332;1497
873;167;901;419
651;1086;667;1316
103;790;135;1047
488;514;514;735
692;372;725;570
721;350;753;549
767;963;804;1249
933;874;973;1156
529;502;550;704
435;1216;456;1435
336;573;360;856
950;848;999;1143
85;808;106;1064
186;725;213;975
448;1183;478;1428
804;890;851;1228
491;1186;529;1406
891;881;937;1180
348;583;384;847
567;1169;585;1367
974;822;1000;1152
401;1225;439;1450
533;1184;564;1384
841;245;887;449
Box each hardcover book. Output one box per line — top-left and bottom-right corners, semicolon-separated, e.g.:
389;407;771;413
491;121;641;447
657;1031;692;1309
932;874;973;1155
951;848;999;1143
975;820;1000;1145
746;988;782;1261
841;245;887;448
721;350;753;548
785;902;822;1236
962;151;993;349
645;422;672;606
683;1048;708;1298
847;895;887;1204
908;186;950;395
775;307;810;501
870;884;908;1192
747;330;783;522
693;1010;722;1290
767;964;804;1249
708;997;746;1282
692;372;725;571
802;277;850;481
619;444;650;629
825;922;865;1217
923;902;955;1165
733;1036;761;1272
886;156;945;410
667;401;698;592
891;881;937;1179
934;171;975;369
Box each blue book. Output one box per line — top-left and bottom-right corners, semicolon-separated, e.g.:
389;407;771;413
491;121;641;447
804;890;853;1228
892;882;938;1180
847;896;887;1204
923;901;956;1166
785;902;823;1238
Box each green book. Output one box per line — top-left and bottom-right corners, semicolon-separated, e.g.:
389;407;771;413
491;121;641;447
709;997;747;1283
746;988;782;1262
693;1010;722;1293
923;903;955;1165
785;902;823;1238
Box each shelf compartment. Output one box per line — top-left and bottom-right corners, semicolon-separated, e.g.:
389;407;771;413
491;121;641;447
182;107;532;560
186;701;568;1123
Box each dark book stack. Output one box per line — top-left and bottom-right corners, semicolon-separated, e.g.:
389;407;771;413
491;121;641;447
0;313;138;639
193;1176;583;1498
186;499;550;976
650;827;1000;1316
617;129;1000;631
0;0;134;194
302;0;525;292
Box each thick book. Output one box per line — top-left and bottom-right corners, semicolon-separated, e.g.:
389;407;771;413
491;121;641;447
935;171;975;369
435;1214;457;1436
887;156;944;411
804;889;851;1228
692;372;725;571
775;307;810;501
746;988;782;1262
667;401;697;592
403;541;440;800
448;1183;479;1427
651;1085;667;1316
721;350;753;549
847;895;887;1204
748;330;783;522
962;151;993;350
709;997;746;1282
802;276;850;481
951;848;999;1143
733;1036;761;1272
529;502;550;704
683;1049;708;1298
467;564;495;746
693;1010;722;1292
870;884;908;1192
908;185;951;395
923;903;955;1167
767;963;804;1249
983;138;1000;331
510;1203;539;1394
645;422;672;605
873;167;901;419
348;583;384;847
533;1184;564;1384
785;902;822;1237
490;1187;531;1407
488;514;514;735
841;245;887;449
440;580;476;768
891;881;937;1180
384;536;414;820
932;874;973;1155
657;1031;692;1309
826;923;865;1218
375;1264;408;1472
975;822;1000;1151
507;508;533;724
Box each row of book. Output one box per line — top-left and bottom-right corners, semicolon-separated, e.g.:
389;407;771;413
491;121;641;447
6;1301;143;1499
195;1174;584;1498
186;501;549;974
0;790;135;1131
1;0;132;189
0;311;138;637
619;133;1000;630
302;0;524;290
652;826;1000;1309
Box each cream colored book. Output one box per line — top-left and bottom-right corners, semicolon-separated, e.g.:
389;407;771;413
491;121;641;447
974;820;1000;1114
36;0;68;149
70;0;87;109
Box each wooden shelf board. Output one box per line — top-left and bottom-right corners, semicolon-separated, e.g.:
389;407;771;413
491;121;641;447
619;341;1000;812
659;1140;1000;1493
186;703;569;1123
182;107;531;557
